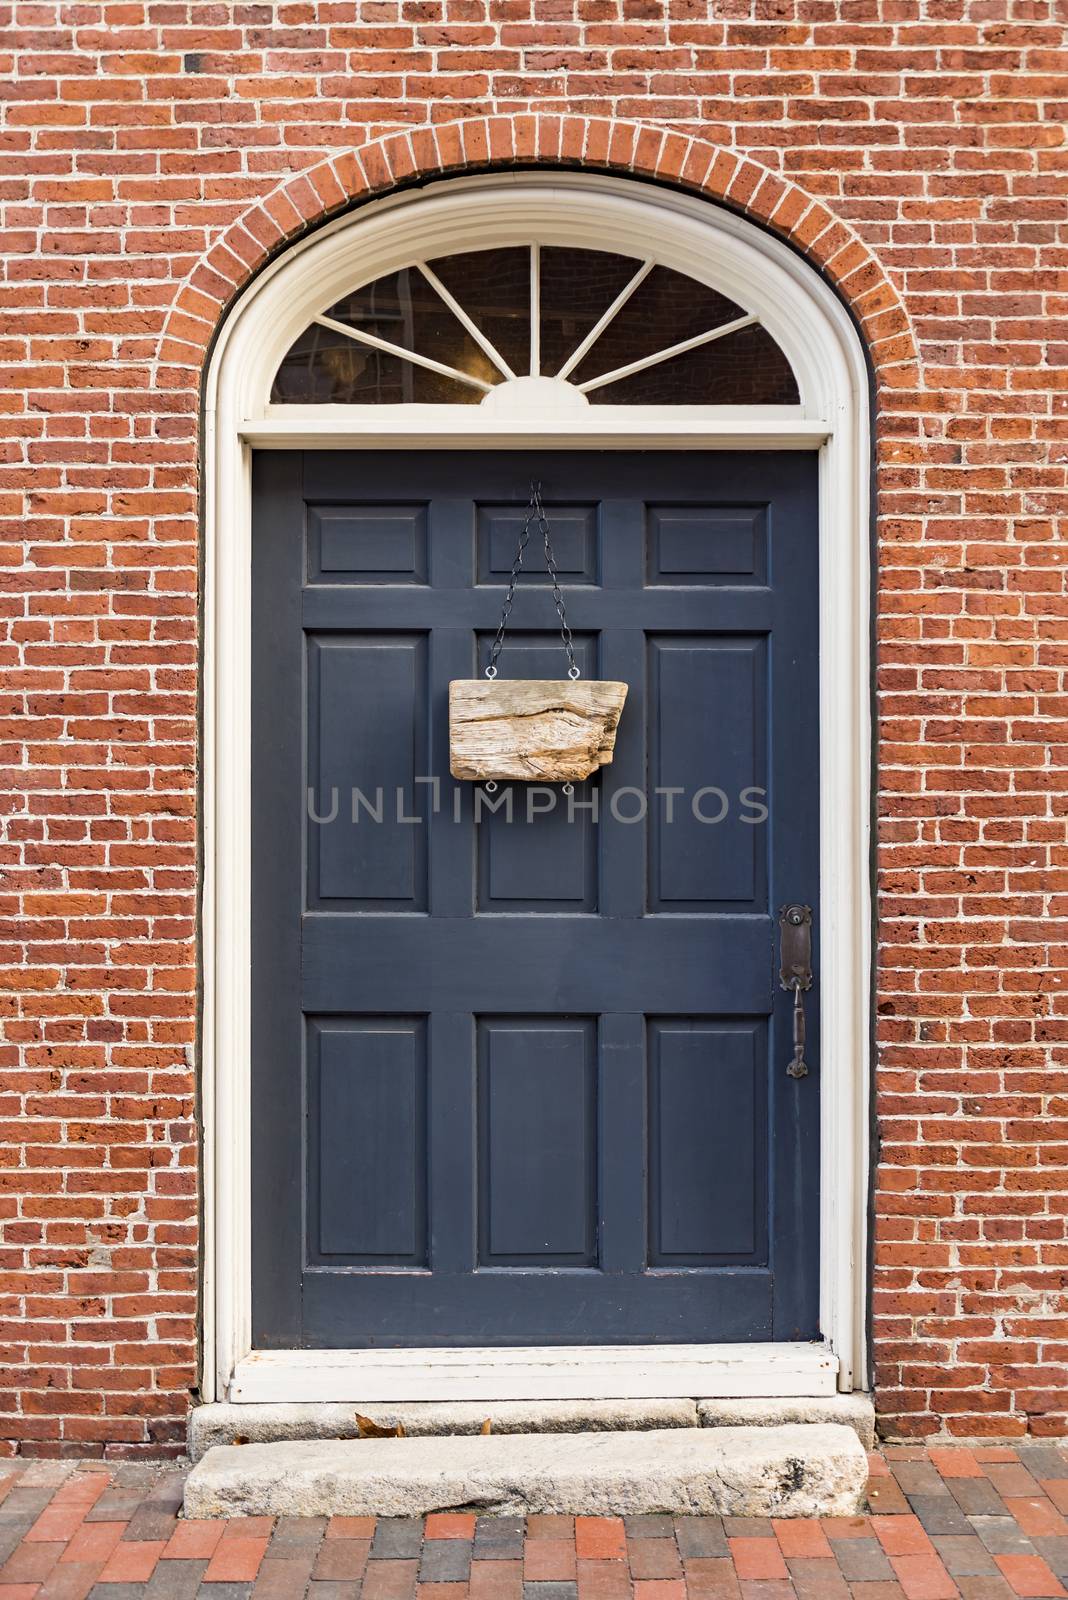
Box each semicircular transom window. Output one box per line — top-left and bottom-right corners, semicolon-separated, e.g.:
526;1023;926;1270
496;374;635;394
270;244;799;408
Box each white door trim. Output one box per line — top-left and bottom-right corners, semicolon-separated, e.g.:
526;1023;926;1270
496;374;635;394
201;171;871;1405
229;1343;839;1404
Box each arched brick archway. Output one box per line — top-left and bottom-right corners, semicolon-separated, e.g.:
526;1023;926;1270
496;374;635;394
158;113;917;390
196;148;879;1407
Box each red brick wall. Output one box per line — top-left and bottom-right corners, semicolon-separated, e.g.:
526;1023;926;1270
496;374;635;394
1;4;1064;1456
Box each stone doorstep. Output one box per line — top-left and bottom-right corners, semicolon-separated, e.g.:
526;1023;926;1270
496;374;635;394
188;1393;875;1462
183;1422;867;1519
698;1395;876;1449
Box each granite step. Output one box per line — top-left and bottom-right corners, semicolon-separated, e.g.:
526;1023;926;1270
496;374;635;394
187;1394;875;1461
183;1423;867;1519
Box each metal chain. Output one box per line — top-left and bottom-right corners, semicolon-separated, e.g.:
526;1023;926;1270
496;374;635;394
485;482;580;681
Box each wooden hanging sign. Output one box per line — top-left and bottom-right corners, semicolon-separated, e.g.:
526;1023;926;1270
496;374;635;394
454;482;628;782
449;678;628;784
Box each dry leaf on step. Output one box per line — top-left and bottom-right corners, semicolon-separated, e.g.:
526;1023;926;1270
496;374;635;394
480;1419;492;1434
356;1413;406;1438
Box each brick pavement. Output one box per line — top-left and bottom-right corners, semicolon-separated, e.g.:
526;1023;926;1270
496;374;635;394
4;1445;1068;1599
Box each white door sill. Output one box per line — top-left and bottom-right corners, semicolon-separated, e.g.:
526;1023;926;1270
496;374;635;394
228;1342;839;1403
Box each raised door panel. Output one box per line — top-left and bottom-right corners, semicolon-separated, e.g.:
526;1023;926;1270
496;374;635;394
309;1018;428;1266
648;1019;766;1265
646;504;767;585
475;633;599;912
306;634;429;910
308;503;429;583
477;503;598;585
647;636;767;912
477;1018;597;1266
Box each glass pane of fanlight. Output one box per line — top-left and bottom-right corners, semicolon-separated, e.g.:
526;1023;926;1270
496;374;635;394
590;323;799;405
539;247;643;376
271;317;480;405
568;265;742;379
271;267;496;404
428;246;530;378
569;263;799;405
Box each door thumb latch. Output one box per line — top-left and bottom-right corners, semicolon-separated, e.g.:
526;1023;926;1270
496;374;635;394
778;903;813;1079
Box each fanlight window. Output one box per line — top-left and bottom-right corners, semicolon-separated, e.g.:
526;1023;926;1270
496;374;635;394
271;245;799;408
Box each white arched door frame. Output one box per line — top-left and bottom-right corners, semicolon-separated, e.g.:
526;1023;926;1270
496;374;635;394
201;172;871;1404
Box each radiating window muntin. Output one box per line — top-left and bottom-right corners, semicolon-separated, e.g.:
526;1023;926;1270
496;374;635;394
271;243;799;408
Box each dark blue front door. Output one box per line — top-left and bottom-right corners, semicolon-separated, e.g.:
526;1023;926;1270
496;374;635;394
251;451;820;1348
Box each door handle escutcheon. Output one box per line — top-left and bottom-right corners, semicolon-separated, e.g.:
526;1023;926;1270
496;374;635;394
779;903;813;1080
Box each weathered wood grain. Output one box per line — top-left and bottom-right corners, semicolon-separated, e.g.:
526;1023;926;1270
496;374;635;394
449;678;628;782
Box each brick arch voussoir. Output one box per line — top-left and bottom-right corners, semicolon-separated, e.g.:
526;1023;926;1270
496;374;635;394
159;113;917;388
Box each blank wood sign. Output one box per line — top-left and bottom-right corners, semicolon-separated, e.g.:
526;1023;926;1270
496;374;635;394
449;679;628;783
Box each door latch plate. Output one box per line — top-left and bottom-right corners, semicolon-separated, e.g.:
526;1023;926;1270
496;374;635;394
779;903;813;1079
778;902;812;992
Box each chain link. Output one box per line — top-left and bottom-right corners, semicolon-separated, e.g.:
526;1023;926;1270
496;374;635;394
485;482;580;681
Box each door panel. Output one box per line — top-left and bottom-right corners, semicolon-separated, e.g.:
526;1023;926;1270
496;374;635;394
310;1017;428;1265
647;1019;765;1265
647;504;767;585
309;503;429;583
648;635;767;909
479;503;598;585
475;633;600;913
252;450;820;1349
307;634;429;909
478;1017;598;1267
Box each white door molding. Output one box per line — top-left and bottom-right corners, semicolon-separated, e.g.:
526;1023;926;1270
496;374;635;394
229;1344;839;1404
200;171;871;1404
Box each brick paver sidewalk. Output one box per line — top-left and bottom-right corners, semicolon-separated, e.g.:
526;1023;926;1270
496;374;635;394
2;1445;1068;1599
